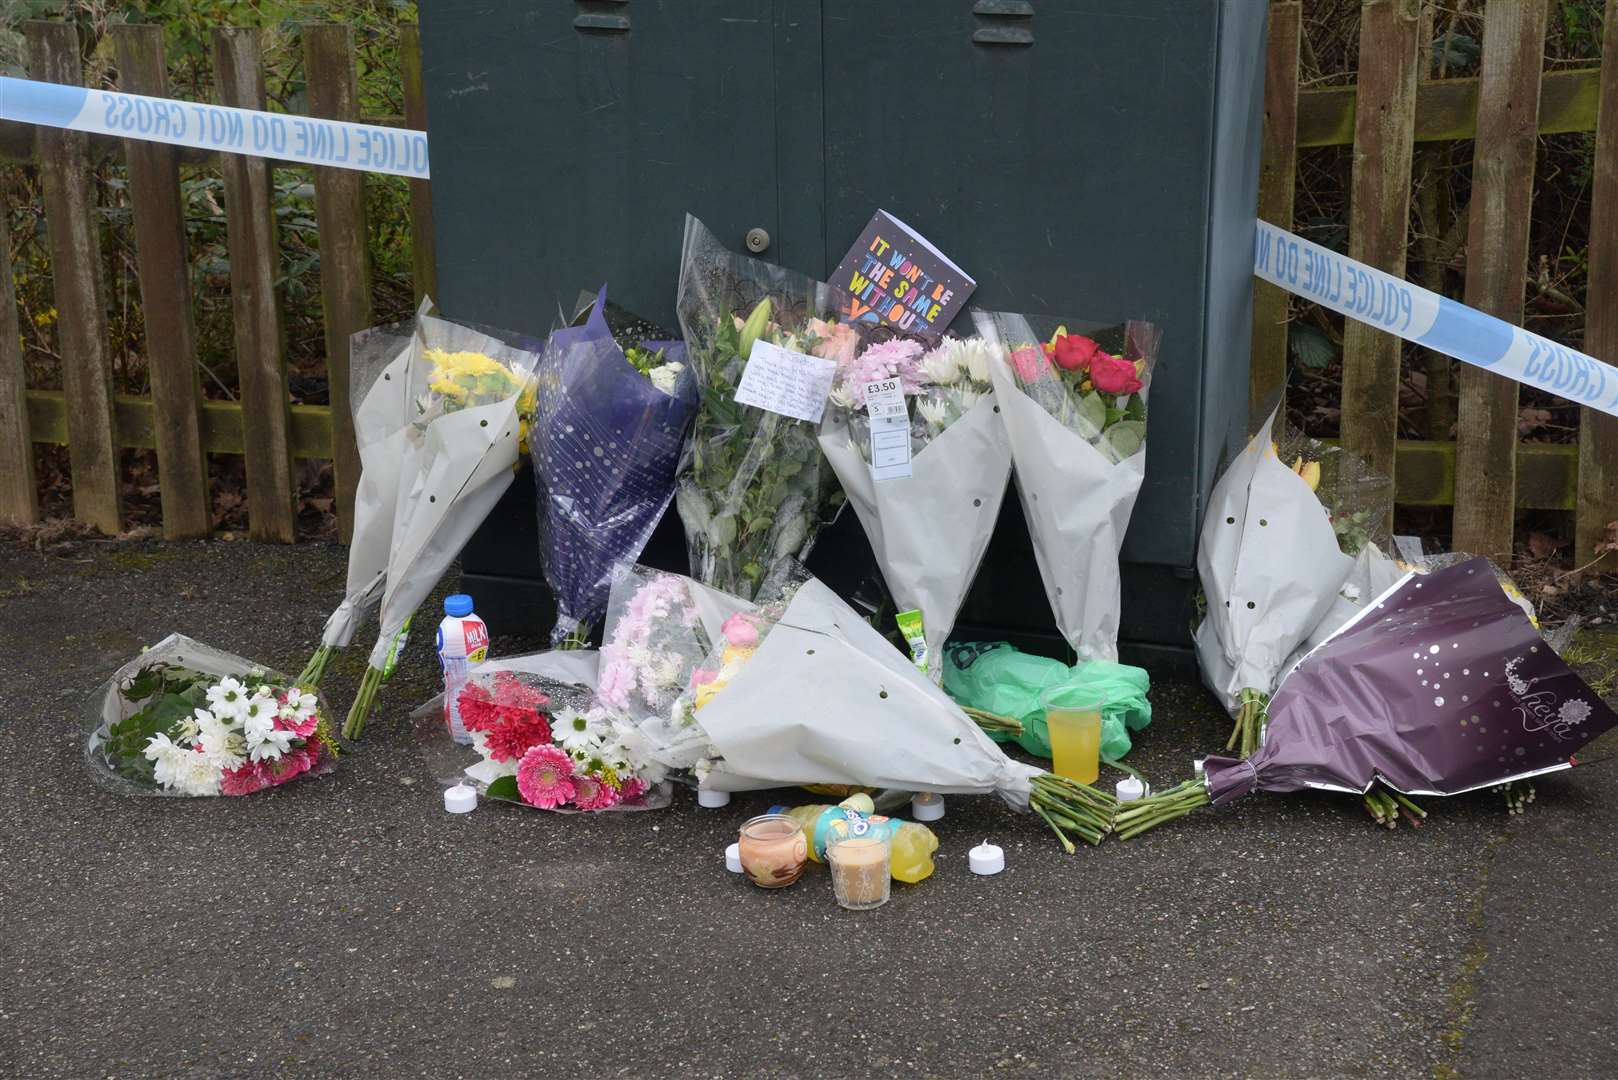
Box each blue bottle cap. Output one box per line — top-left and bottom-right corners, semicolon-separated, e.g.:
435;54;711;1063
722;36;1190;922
444;594;474;617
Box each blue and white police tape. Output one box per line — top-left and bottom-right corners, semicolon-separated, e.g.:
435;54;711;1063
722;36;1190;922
0;75;428;179
1255;219;1617;418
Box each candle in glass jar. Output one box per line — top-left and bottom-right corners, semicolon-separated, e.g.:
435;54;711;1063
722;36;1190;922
828;835;891;909
737;814;808;888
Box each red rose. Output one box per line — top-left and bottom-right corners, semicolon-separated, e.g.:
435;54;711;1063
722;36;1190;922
1050;334;1101;372
1090;352;1143;395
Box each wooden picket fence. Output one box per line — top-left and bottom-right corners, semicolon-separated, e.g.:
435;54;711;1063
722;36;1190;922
0;9;1614;569
0;20;433;544
1254;0;1616;570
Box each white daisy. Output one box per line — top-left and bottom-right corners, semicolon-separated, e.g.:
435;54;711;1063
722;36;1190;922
554;707;605;753
204;677;250;722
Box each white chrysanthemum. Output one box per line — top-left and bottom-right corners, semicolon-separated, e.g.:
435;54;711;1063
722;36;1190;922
693;757;715;784
175;713;201;742
143;732;192;790
829;383;855;409
962;339;994;384
172;752;221;797
916;397;950;428
204;677;250;721
958;387;981;412
649;361;684;396
194;710;246;771
922;342;961;385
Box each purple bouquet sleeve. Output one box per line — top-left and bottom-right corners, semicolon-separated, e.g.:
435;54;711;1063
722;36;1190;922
1203;557;1618;804
531;286;698;643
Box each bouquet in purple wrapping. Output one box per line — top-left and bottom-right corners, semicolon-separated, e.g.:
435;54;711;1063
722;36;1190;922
1117;557;1618;837
531;286;697;646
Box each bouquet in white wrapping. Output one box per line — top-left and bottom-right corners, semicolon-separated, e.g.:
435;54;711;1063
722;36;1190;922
1194;407;1395;756
974;311;1162;663
340;313;541;739
817;333;1013;680
635;573;1118;851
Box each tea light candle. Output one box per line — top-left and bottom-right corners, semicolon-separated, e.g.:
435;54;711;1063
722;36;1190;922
1115;776;1148;803
724;842;743;874
444;783;478;814
697;788;731;808
828;836;890;906
910;792;945;822
968;839;1005;876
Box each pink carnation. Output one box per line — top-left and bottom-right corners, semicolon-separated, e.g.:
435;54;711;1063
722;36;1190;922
1011;345;1048;384
596;659;634;711
619;776;650;804
837;338;927;406
267;745;318;786
721;613;759;648
572;772;622;811
221;760;272;796
515;745;576;809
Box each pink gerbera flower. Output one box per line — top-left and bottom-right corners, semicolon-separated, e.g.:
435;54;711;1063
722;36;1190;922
572;772;622;811
619;776;649;804
515;745;576;809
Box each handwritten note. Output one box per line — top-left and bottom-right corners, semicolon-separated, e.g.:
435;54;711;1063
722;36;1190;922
733;340;838;424
865;379;913;481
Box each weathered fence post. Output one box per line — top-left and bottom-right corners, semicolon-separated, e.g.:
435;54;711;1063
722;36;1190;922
0;180;37;526
1339;0;1422;527
112;23;212;540
304;23;371;543
1576;0;1618;573
1250;1;1301;429
25;21;121;534
213;27;296;543
1453;0;1550;563
401;25;437;304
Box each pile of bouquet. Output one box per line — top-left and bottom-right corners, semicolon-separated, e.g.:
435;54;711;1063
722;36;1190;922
456;668;665;812
88;634;334;797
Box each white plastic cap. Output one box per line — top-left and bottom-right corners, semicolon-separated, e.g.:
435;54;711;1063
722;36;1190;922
910;792;945;822
1115;776;1148;803
444;783;478;814
696;788;731;809
968;839;1005;876
724;842;743;874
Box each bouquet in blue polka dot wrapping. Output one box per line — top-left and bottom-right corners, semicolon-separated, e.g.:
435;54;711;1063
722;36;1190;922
532;286;697;646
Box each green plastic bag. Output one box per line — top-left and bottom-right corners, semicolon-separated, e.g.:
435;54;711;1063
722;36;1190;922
942;642;1152;761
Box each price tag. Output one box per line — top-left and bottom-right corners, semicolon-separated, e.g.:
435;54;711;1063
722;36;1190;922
865;379;913;481
732;340;838;423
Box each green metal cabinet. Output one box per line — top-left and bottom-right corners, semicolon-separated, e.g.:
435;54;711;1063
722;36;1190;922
420;0;1268;664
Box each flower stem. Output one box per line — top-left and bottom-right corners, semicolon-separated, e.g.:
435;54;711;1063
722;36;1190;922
297;645;334;689
964;706;1024;738
341;664;384;742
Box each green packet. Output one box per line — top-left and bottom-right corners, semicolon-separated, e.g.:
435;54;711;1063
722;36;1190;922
895;609;927;674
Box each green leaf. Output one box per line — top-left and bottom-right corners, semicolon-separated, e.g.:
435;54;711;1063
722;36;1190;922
1101;420;1146;463
485;775;520;802
1075;391;1106;437
1124;394;1147;423
1290;323;1337;371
